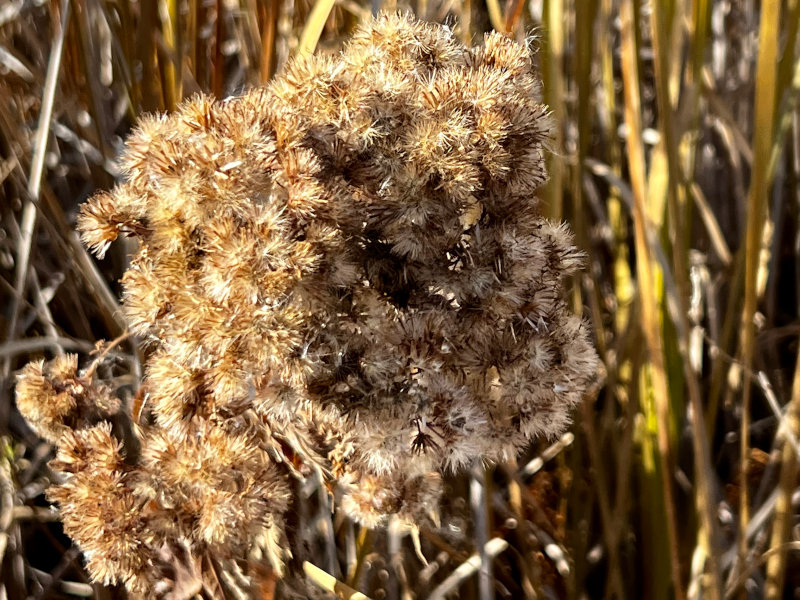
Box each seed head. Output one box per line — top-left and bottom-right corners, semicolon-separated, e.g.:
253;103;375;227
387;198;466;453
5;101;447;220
18;12;598;592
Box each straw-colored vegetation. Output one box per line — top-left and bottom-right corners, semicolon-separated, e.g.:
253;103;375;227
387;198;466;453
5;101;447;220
0;1;798;599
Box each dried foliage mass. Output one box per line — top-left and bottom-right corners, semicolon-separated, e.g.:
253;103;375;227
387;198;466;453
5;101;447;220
15;13;597;594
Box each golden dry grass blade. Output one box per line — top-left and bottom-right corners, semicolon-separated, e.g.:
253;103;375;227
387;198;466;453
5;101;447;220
346;527;373;589
619;1;683;596
503;0;525;33
485;0;504;32
650;1;723;595
775;0;800;122
764;373;799;598
187;0;202;89
737;0;781;580
765;20;800;582
681;0;710;187
690;183;732;266
573;0;597;216
304;561;374;600
135;0;161;110
540;0;564;222
597;0;633;334
259;0;279;83
688;0;710;80
571;0;609;359
159;0;182;110
297;0;337;58
213;0;224;96
767;46;800;182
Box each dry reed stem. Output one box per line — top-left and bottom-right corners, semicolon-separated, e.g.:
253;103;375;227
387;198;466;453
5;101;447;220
619;1;683;596
304;560;373;600
4;0;70;378
297;0;337;57
763;360;800;598
737;1;780;588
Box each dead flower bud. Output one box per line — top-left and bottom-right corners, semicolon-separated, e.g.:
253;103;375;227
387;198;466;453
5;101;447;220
17;12;598;594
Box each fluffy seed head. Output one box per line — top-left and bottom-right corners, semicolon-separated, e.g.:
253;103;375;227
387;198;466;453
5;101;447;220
18;12;598;593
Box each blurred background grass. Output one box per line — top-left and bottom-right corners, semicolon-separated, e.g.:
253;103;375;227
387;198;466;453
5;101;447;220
1;0;799;598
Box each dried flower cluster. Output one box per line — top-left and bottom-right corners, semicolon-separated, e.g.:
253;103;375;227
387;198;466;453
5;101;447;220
16;13;598;594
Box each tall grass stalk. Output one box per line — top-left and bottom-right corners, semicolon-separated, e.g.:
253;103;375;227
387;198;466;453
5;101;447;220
540;0;564;223
619;1;682;595
298;0;338;57
3;0;70;381
737;1;780;589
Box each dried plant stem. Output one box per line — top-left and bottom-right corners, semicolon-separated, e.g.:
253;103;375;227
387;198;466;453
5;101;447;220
66;231;127;335
346;527;373;589
725;543;800;599
650;2;722;596
259;0;279;83
297;0;337;57
540;0;564;222
0;337;95;360
578;399;625;599
505;459;538;599
503;0;525;33
135;0;160;110
158;0;182;110
73;0;112;172
619;1;683;596
213;0;224;96
738;0;780;582
571;0;609;370
84;331;132;379
763;426;799;598
427;538;509;600
598;0;633;334
573;0;597;236
471;465;492;600
304;561;373;600
485;0;504;32
0;447;14;567
764;346;800;598
767;21;800;183
30;272;61;356
519;432;574;478
3;0;70;377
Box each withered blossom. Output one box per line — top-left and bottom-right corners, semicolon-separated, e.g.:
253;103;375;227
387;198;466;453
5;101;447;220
16;12;598;594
